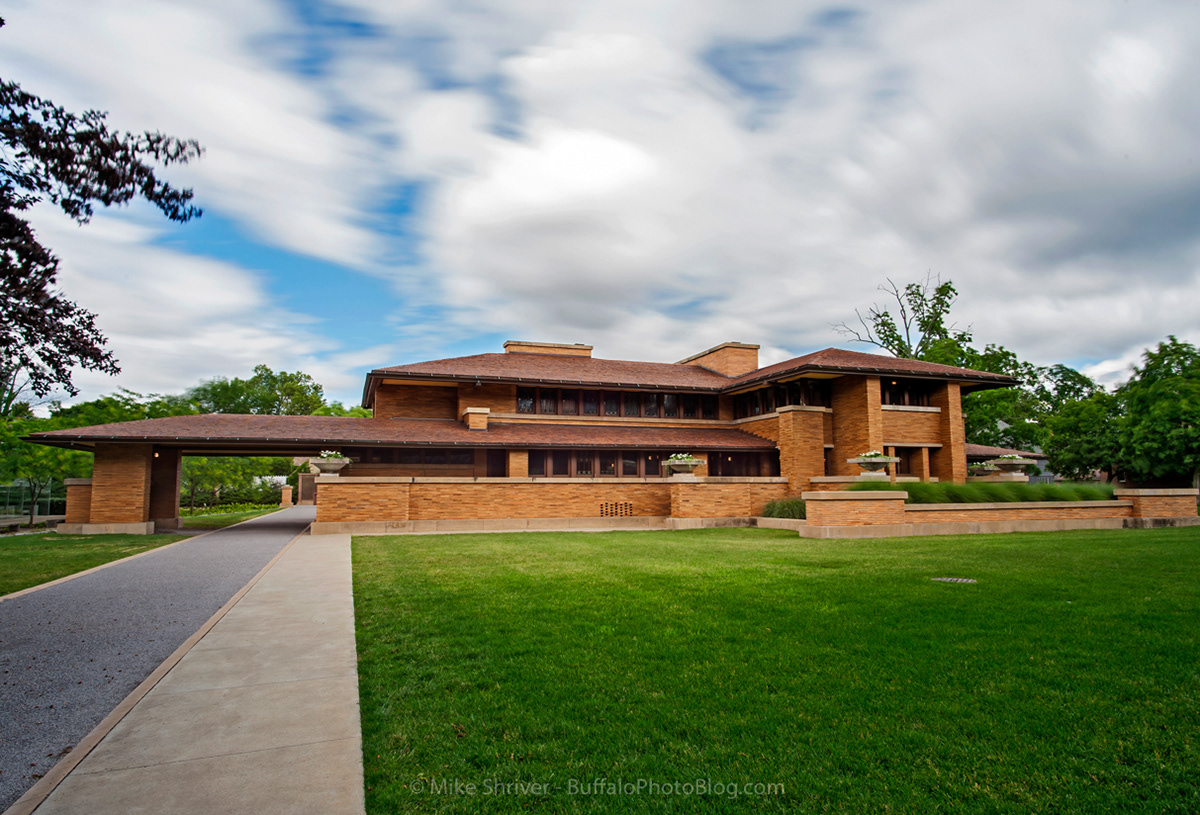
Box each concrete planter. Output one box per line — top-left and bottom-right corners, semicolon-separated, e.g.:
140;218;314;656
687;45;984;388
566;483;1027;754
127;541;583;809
984;458;1036;474
310;458;350;476
848;456;899;473
665;459;703;476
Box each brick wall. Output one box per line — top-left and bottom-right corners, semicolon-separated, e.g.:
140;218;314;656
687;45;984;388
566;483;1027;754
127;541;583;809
90;443;153;524
906;502;1131;523
670;481;787;517
737;415;779;443
682;345;759;376
881;408;942;444
830;376;883;476
1115;490;1199;518
64;479;92;524
318;482;410;522
929;383;967;483
803;491;907;525
411;481;671;520
458;383;516;415
374;385;458;419
507;450;529;477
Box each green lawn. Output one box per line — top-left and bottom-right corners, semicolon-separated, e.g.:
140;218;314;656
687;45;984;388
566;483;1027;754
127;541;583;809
0;532;185;596
354;527;1200;814
180;507;279;528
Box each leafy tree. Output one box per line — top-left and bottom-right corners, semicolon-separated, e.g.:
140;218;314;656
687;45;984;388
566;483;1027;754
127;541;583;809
190;365;324;415
1118;337;1200;489
836;275;1097;450
0;17;202;411
1043;392;1123;481
312;401;371;417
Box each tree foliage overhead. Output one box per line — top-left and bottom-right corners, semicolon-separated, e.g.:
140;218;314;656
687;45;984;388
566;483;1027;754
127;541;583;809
833;274;974;363
0;17;203;412
189;365;325;416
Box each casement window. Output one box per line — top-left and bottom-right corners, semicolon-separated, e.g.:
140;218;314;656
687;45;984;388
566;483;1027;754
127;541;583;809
344;447;472;466
513;387;717;419
733;380;831;419
882;379;931;407
524;449;688;478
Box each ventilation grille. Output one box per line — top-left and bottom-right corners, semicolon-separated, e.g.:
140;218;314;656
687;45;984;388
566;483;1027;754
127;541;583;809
600;501;634;517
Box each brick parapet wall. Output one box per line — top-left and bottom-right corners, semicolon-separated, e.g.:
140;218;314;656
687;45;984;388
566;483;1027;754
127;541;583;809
458;382;516;415
64;478;92;524
776;407;827;494
90;443;153;524
881;407;942;445
802;490;907;525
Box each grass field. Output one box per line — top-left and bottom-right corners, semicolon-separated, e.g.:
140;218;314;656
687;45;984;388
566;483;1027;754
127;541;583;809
0;533;185;596
180;507;279;528
354;527;1200;814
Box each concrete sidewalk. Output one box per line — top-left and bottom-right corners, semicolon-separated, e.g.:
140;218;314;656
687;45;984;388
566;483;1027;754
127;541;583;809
16;534;364;815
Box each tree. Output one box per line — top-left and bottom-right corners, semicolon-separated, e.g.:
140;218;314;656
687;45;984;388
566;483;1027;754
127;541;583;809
312;401;371;417
836;275;1098;450
190;365;324;416
833;274;973;362
0;17;202;411
1043;392;1123;481
1118;337;1200;489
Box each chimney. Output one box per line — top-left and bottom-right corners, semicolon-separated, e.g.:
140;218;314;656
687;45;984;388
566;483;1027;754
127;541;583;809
676;342;760;377
503;340;593;357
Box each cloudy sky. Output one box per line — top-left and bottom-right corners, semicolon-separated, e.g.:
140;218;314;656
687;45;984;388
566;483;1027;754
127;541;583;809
2;0;1197;406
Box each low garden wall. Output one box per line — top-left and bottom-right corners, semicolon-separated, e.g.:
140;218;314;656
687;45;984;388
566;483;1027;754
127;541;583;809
798;488;1199;539
312;476;788;534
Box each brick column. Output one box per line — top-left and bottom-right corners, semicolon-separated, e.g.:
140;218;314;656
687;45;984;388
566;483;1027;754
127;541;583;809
64;478;93;524
149;447;182;530
914;447;931;482
776;406;827;494
830;376;883;476
280;486;294;507
802;490;908;526
1114;489;1199;518
90;443;153;524
507;450;529;478
929;383;967;483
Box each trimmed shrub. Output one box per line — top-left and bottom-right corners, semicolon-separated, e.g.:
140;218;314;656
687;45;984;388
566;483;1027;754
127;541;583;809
846;481;1115;504
761;498;806;519
181;502;278;517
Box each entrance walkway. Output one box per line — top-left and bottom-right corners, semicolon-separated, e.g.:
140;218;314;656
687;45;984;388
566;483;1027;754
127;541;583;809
0;508;316;811
20;533;363;815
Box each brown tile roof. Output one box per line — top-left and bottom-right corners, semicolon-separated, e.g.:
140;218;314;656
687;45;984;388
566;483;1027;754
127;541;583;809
366;347;1017;405
371;353;733;390
964;443;1046;460
727;348;1018;388
27;414;776;452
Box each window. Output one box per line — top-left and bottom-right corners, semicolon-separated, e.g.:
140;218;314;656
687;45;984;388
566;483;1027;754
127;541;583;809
561;389;579;415
599;452;616;476
529;451;546;476
582;390;600;415
622;451;639;476
398;450;420;464
624;392;640;417
449;450;474;465
682;394;698;419
540;389;558;414
644;393;660;417
642;452;663;477
701;395;718;420
575;452;594;476
604;392;620;416
662;393;678;418
552;451;570;476
517;388;536;413
424;449;447;465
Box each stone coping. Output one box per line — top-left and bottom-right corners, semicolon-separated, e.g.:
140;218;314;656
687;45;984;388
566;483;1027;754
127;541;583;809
315;475;788;485
905;500;1133;511
880;404;941;413
809;475;890;484
1113;488;1200;496
801;491;908;501
63;478;93;486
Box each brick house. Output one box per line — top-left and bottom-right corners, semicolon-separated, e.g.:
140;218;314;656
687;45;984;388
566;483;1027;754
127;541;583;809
28;341;1017;533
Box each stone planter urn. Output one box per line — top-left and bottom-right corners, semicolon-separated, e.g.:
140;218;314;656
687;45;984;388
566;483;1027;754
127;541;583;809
848;456;899;473
309;458;350;476
664;458;703;477
984;458;1036;474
